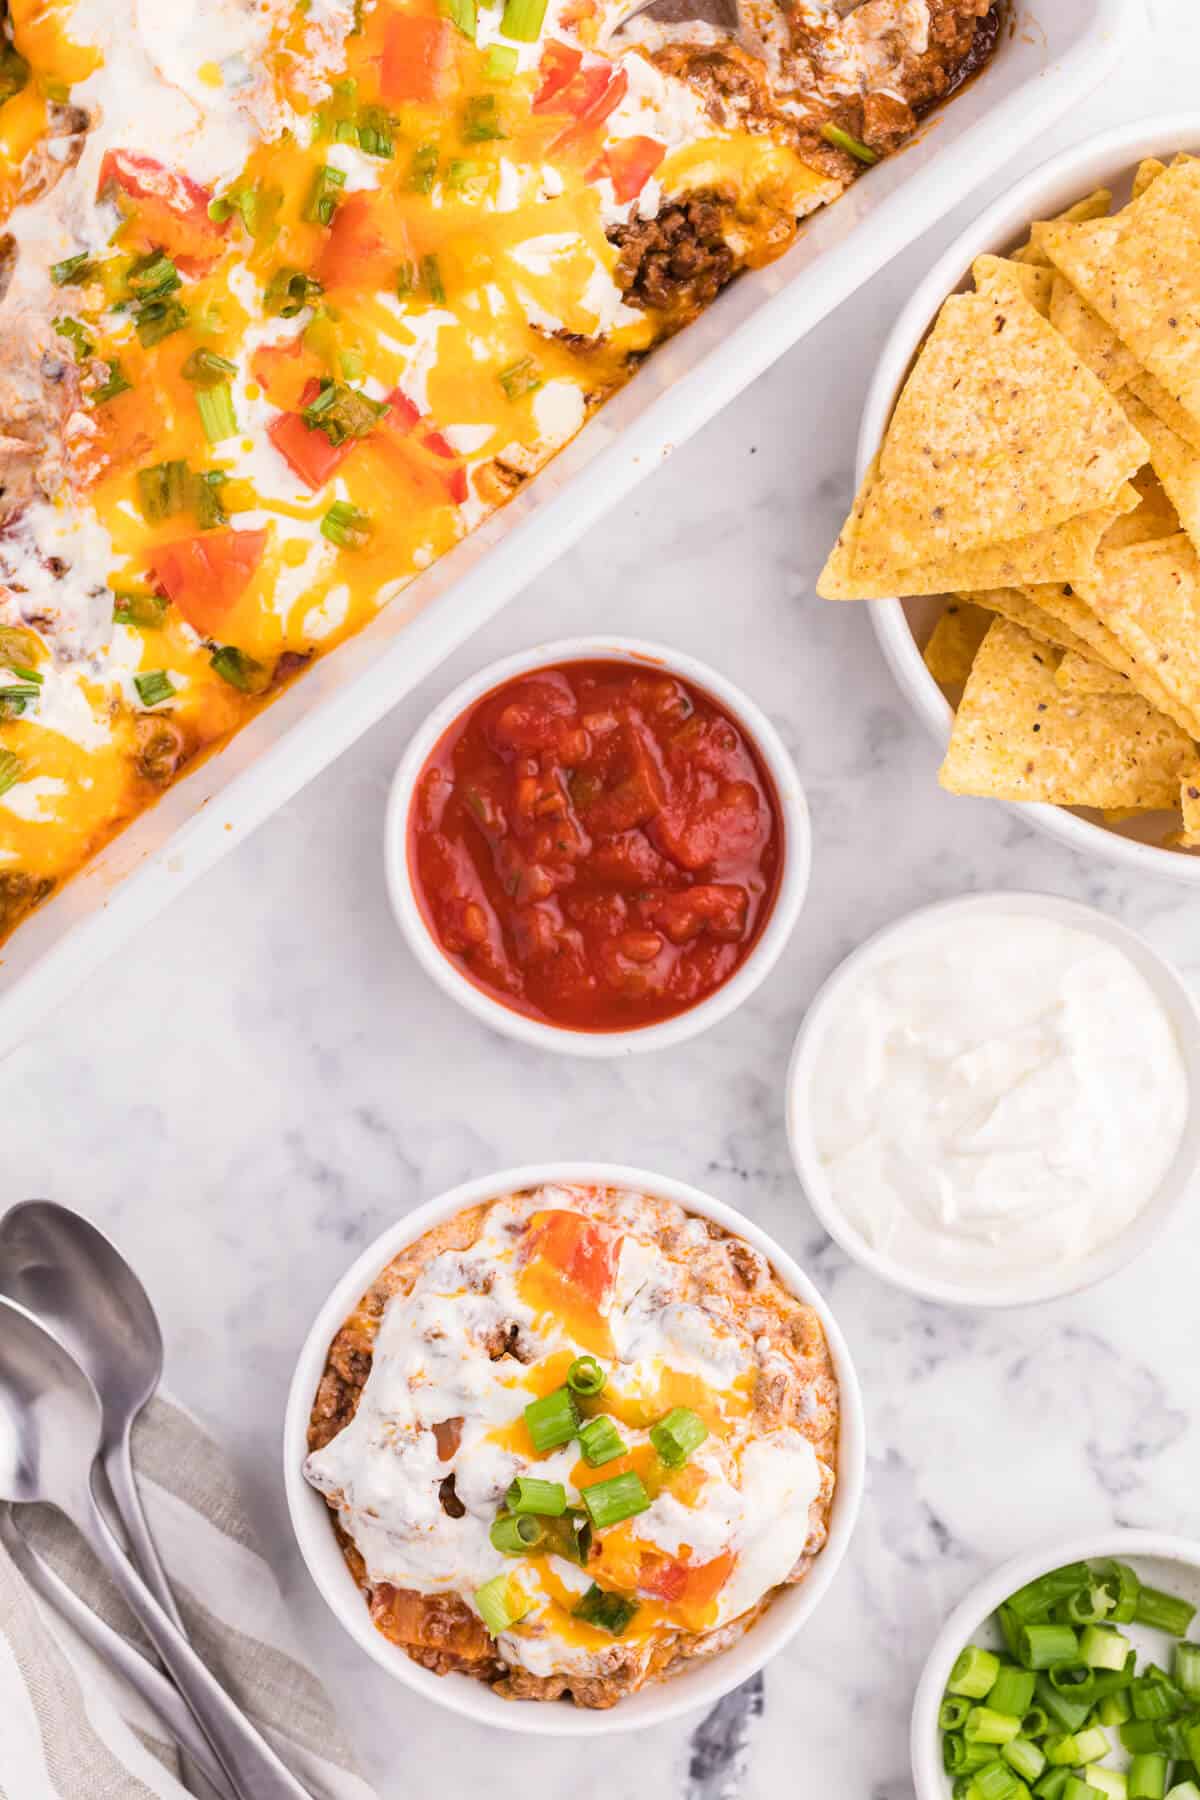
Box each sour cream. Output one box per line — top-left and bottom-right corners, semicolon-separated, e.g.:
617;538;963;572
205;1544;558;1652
803;910;1191;1291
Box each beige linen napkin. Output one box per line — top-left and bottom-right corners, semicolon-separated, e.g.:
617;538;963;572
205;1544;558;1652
0;1395;376;1800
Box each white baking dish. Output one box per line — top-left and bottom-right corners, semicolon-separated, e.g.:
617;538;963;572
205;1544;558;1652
0;0;1136;1056
865;112;1200;883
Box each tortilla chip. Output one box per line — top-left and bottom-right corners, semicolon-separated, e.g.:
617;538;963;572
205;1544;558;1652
1119;392;1200;557
1042;160;1200;436
1021;577;1200;738
836;292;1146;584
1048;275;1141;392
939;619;1195;807
1132;157;1167;201
1012;189;1112;265
1100;466;1181;550
973;254;1054;316
819;484;1137;600
1076;534;1200;734
963;586;1094;657
1182;775;1200;838
922;601;992;686
1055;651;1132;697
1126;371;1200;455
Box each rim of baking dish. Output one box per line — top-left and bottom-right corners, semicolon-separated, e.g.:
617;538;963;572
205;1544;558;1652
911;1529;1200;1800
786;890;1200;1309
383;639;811;1057
864;112;1200;883
283;1160;866;1735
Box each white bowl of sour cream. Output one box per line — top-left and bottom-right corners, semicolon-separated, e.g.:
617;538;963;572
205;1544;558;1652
786;892;1200;1309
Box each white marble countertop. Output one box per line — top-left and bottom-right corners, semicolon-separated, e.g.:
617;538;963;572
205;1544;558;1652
3;4;1198;1794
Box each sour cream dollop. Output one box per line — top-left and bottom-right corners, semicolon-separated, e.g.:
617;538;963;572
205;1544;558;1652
807;912;1190;1288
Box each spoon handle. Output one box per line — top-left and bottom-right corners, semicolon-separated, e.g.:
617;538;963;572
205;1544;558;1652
103;1433;185;1631
0;1510;236;1800
77;1485;314;1800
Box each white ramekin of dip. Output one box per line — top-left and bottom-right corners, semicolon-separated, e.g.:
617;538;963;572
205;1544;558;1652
786;892;1200;1309
283;1161;866;1735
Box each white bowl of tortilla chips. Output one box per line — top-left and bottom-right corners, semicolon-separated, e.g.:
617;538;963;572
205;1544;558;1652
828;114;1200;877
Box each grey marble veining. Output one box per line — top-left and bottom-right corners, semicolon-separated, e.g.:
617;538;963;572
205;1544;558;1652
2;6;1199;1794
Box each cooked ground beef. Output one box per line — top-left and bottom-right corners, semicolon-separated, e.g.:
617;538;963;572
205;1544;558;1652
610;189;740;318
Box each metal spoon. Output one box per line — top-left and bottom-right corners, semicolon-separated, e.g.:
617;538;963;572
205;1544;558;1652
0;1201;181;1628
0;1507;234;1800
0;1296;313;1800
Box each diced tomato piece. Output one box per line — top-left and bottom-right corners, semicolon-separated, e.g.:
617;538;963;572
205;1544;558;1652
318;193;413;293
603;134;665;203
380;11;456;104
647;883;748;945
532;41;583;111
528;1210;623;1308
268;395;357;491
638;1556;688;1601
97;149;227;271
149;530;267;637
640;1552;733;1608
376;387;468;505
421;426;469;504
552;67;628;155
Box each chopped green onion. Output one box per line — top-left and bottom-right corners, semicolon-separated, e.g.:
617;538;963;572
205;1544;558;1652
539;1507;592;1566
1036;1773;1072;1800
356;105;396;158
581;1471;649;1531
1165;1786;1200;1800
1096;1692;1133;1729
1034;1672;1092;1734
1131;1678;1177;1722
133;671;176;708
196;383;237;444
395;260;416;298
447;157;481;189
264;267;323;318
209;184;260;230
303;164;346;226
0;44;29;105
1184;1718;1200;1767
1174;1644;1200;1701
941;1698;972;1732
1008;1569;1093;1625
474;1572;530;1636
819;121;878;164
51;252;96;286
1004;1740;1047;1785
462;94;507;140
500;0;548;38
1067;1585;1118;1627
950;1647;1003;1700
421;253;446;304
182;348;237;386
409;143;439;193
0;749;22;797
999;1606;1022;1659
1095;1563;1141;1625
0;685;37;717
192;469;228;530
506;1475;566;1517
576;1415;625;1468
301;378;387;446
320;500;373;549
485;43;518;79
566;1355;605;1396
136;460;191;524
127;252;180;301
1085;1774;1128;1800
1134;1588;1197;1638
1120;1722;1163;1755
974;1761;1021;1800
523;1385;578;1453
1081;1628;1132;1672
944;1737;996;1775
489;1511;545;1554
1018;1624;1080;1671
966;1709;1025;1748
571;1583;638;1636
1128;1755;1168;1800
1023;1708;1051;1740
990;1668;1037;1718
498;354;541;401
53;315;93;361
1047;1662;1097;1702
440;0;477;37
93;359;132;404
112;590;168;629
210;646;268;693
135;296;188;347
649;1406;707;1469
1061;1784;1107;1800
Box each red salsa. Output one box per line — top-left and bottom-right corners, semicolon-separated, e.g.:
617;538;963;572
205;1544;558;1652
408;659;784;1031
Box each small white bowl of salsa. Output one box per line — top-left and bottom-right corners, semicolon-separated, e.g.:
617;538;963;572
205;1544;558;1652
385;637;810;1055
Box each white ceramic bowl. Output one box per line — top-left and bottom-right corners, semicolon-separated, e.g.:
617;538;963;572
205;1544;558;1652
912;1530;1200;1800
786;890;1200;1309
384;637;810;1057
283;1160;866;1736
862;112;1200;882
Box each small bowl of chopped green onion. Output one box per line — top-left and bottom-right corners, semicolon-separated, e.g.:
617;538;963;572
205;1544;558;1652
913;1533;1200;1800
